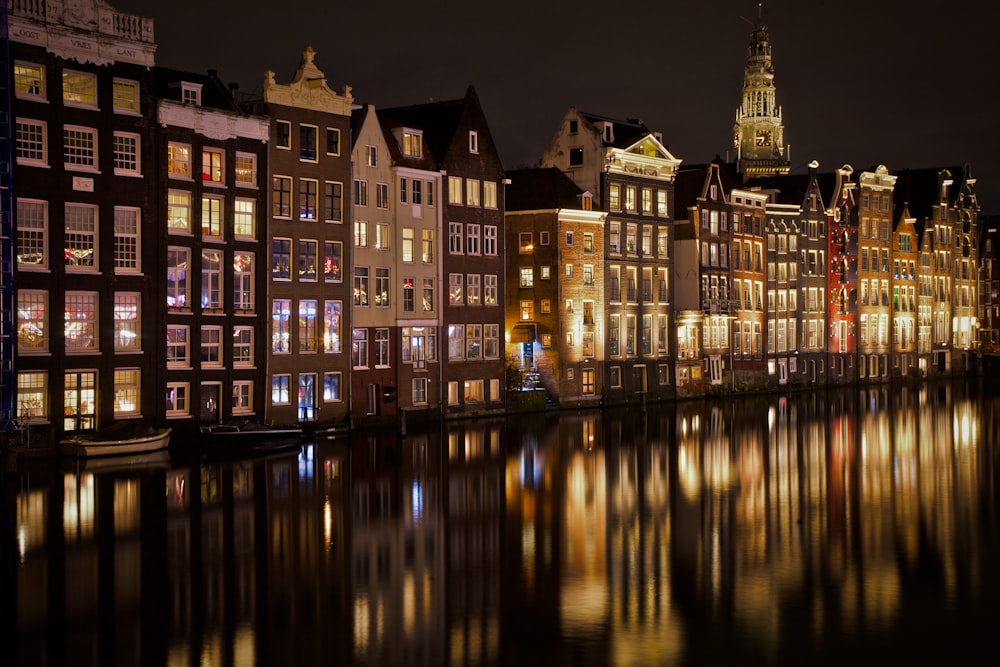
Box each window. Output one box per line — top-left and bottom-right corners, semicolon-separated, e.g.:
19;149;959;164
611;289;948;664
412;180;423;204
324;182;343;222
423;278;435;311
14;62;46;100
108;78;140;115
484;226;498;256
324;301;342;353
468;130;479;153
403;277;415;312
467;274;481;305
521;300;534;321
466;179;480;207
15;119;47;165
584;265;594;285
180;82;201;105
166;383;190;416
375;268;390;307
63;70;97;107
466;324;482;359
232;327;254;368
467;224;481;254
168;142;192;178
449;176;463;205
642;188;653;214
234;152;256;187
566;263;573;278
485;324;499;359
167;325;189;367
657;191;668;217
299;300;318;352
272;299;291;353
201;249;223;310
234;198;255;238
449;273;464;305
299;240;318;281
569;147;583;166
412;378;428;405
271;375;291;405
325;241;343;282
114;207;140;273
375;328;390;366
625;186;637;212
402;228;414;262
403;130;422;157
64;203;97;270
448;325;465;360
17;372;48;422
610;223;621;253
582;369;595;395
583;300;595;325
422;230;435;262
299;178;318;220
16;199;48;269
484;275;497;305
609;184;621;211
301;125;318;161
484;181;497;208
540;266;551;280
167;247;190;308
354;179;369;207
352;329;369;368
584;233;594;253
201;326;223;367
354;220;369;247
272;238;291;280
318;373;341;404
64;125;97;170
376;182;389;209
202;148;224;183
354;267;370;306
450;222;464;254
319;127;339;157
365;144;377;167
16;290;48;353
276;120;291;149
201;196;223;239
65;291;98;352
233;381;253;414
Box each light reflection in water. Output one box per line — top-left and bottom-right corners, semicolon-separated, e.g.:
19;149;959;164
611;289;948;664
8;383;1000;666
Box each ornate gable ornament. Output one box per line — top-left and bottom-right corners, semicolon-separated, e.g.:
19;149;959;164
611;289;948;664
606;134;682;182
263;47;353;116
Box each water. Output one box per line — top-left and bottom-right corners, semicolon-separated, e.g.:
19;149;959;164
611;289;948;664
3;380;999;666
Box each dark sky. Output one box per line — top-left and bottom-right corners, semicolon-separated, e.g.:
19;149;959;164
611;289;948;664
114;0;1000;214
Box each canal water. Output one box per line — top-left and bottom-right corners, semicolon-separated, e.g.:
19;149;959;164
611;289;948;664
3;379;999;666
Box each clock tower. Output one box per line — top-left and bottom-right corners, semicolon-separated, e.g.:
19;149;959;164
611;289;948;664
733;2;790;178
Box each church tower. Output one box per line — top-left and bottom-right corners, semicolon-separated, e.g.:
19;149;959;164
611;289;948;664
733;2;790;178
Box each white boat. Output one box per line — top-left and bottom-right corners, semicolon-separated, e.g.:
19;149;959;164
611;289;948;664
59;427;172;458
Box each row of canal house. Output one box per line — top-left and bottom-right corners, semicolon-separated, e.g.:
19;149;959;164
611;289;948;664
4;1;507;442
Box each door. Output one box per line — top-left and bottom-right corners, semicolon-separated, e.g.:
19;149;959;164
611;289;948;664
298;373;316;421
200;383;220;425
64;370;97;432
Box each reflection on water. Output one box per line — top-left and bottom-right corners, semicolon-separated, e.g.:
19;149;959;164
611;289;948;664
5;380;1000;666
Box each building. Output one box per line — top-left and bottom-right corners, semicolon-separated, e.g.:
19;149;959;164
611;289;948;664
729;186;769;387
733;4;790;179
9;0;160;439
505;167;606;407
249;47;353;430
380;87;506;417
540;109;680;404
856;165;897;382
827;165;858;383
891;201;919;378
156;67;269;432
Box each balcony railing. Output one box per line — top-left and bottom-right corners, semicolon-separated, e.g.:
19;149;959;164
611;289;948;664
11;0;155;43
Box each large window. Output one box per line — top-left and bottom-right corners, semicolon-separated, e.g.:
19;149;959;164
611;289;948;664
234;198;255;238
376;182;389;209
65;292;98;352
485;324;499;359
483;181;497;209
324;182;343;222
113;132;140;175
168;191;192;232
300;124;318;161
484;225;497;256
17;290;48;353
466;224;480;255
448;176;463;205
15;119;47;165
16;199;47;269
167;325;190;367
166;383;190;417
354;179;369;207
324;301;342;353
233;381;253;414
113;207;140;273
64;125;97;169
300;178;318;220
271;375;291;405
167;247;190;309
272;299;291;353
484;274;497;305
354;267;369;306
448;325;464;360
17;372;48;421
466;179;480;207
449;274;464;305
168;142;192;178
65;203;97;270
324;372;342;401
201;326;223;367
273;176;292;218
299;240;318;281
352;329;368;368
63;70;97;107
324;241;342;282
201;196;223;239
467;274;481;305
299;300;318;352
233;327;253;367
113;293;140;352
233;252;254;311
14;61;46;100
466;324;482;359
449;222;463;254
326;128;341;155
403;131;422;157
423;278;435;312
272;238;291;280
201;249;223;310
202;148;224;183
235;152;256;186
375;328;390;367
375;268;390;307
422;230;435;262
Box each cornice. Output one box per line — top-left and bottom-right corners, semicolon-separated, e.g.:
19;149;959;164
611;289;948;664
158;100;269;143
263;47;353;116
9;14;156;67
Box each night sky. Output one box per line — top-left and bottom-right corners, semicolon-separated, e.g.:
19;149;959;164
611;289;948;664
113;0;1000;214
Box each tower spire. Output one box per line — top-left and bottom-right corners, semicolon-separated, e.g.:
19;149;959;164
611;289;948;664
733;1;790;179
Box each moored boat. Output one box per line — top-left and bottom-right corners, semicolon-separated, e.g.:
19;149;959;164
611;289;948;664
198;421;303;457
59;427;172;458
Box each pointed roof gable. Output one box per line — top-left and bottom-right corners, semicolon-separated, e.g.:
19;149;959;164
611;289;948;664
262;47;353;115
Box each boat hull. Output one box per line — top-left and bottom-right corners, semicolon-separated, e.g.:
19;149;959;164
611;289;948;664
59;428;172;458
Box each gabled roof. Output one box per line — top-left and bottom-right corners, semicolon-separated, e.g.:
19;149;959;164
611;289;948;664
378;115;438;172
154;67;243;113
579;111;656;149
378;86;481;166
506;168;585;212
350;104;373;149
892;165;965;221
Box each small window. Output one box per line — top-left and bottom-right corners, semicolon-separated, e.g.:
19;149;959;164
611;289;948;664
367;145;377;167
403;130;422;157
568;119;578;134
569;147;583;166
276;120;291;150
469;130;479;154
180;82;201;105
539;231;550;245
566;231;574;246
301;125;318;161
326;128;341;155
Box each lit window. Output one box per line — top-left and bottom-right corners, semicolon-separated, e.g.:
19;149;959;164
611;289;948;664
65;291;98;352
324;372;342;401
63;70;97;107
64;203;97;271
202;148;224;183
233;252;255;311
201;196;223;239
166;383;190;416
201;250;223;310
324;301;342;353
272;299;291;353
168;142;192;178
234;198;255;238
201;326;223;367
167;247;190;309
233;327;254;367
403;130;422;157
299;300;318;352
16;199;47;269
448;176;463;205
233;381;253;414
466;178;480;207
16;290;48;353
167;325;190;367
235;152;257;186
167;191;192;232
14;62;46;100
483;181;497;209
271;375;291;405
17;372;48;421
113;78;140;114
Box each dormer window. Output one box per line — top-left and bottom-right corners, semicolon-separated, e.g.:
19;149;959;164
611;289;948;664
181;82;202;105
581;193;593;210
469;131;479;154
603;122;614;143
401;129;422;158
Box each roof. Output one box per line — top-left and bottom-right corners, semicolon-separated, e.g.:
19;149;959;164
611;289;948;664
579;111;657;149
153;67;244;113
378;87;474;165
506;168;586;211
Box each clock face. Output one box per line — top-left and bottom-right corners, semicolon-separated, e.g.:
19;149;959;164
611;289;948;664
755;130;772;147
